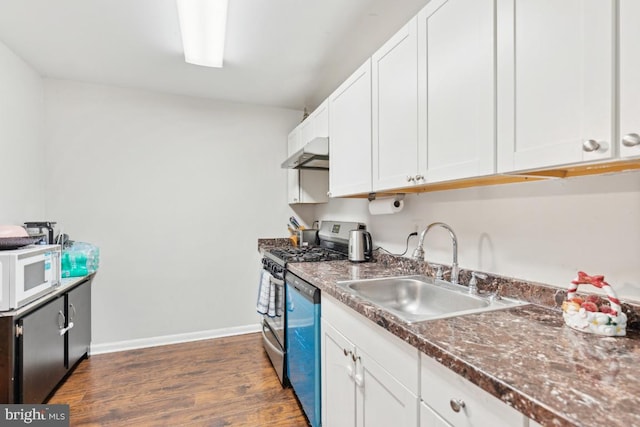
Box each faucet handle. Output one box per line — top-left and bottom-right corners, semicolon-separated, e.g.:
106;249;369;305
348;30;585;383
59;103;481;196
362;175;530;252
428;264;444;280
470;272;487;282
468;272;487;294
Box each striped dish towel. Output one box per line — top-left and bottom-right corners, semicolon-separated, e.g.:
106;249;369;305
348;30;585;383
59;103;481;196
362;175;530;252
256;269;276;316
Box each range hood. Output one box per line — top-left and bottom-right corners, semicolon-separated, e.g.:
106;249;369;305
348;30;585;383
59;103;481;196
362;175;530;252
281;137;329;170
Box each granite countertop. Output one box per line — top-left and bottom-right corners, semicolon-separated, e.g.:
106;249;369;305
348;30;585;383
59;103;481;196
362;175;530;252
284;258;640;427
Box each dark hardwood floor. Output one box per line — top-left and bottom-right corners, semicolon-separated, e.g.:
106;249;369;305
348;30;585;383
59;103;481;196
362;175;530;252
49;333;308;426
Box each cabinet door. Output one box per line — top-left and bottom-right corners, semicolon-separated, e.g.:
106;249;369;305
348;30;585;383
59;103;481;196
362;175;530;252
619;0;640;158
322;320;357;427
287;170;301;204
497;0;614;172
329;59;372;197
287;127;302;204
19;296;66;403
67;281;91;369
372;17;420;191
357;348;419;427
418;0;495;182
313;100;329;138
288;124;302;155
302;100;329;145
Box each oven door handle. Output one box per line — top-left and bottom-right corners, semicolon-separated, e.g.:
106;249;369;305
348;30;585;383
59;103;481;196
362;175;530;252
262;323;284;355
269;275;285;287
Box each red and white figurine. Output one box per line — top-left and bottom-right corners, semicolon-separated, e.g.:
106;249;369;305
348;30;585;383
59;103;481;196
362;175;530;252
562;271;627;336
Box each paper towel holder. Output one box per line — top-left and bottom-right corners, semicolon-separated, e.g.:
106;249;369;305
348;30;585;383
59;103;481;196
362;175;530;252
368;192;405;204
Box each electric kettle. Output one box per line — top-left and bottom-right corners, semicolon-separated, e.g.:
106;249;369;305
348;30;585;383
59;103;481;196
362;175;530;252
348;230;372;262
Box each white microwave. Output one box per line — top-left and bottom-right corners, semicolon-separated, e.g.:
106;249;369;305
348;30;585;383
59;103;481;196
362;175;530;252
0;245;61;311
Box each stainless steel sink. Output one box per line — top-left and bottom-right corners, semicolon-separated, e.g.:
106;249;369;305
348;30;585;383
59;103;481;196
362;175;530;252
337;275;527;323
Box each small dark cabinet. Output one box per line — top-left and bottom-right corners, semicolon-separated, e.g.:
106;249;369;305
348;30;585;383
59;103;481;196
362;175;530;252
66;283;91;370
19;296;67;404
0;275;93;403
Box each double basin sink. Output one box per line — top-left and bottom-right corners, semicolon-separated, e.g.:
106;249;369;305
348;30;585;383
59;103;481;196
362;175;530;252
337;275;527;323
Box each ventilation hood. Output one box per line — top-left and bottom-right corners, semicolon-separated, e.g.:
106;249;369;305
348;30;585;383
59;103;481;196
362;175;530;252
281;137;329;170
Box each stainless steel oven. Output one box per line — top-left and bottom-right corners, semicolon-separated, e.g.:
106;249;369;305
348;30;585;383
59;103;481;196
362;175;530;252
258;220;365;416
259;257;288;386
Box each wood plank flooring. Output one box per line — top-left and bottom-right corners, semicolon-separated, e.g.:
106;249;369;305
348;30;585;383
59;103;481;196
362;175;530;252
48;333;309;427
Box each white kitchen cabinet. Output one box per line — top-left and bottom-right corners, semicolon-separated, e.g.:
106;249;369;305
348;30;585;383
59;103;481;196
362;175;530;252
372;17;421;191
417;0;495;183
421;354;526;427
301;100;329;146
322;295;419;427
329;59;372;197
496;0;614;172
286;121;329;204
322;319;357;426
619;0;640;159
287;126;302;204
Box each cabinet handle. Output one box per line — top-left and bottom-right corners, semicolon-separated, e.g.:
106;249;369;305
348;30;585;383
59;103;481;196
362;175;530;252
406;176;415;183
59;322;75;336
354;373;364;388
622;133;640;147
450;398;466;413
57;311;65;330
69;303;77;322
415;174;424;181
582;139;601;152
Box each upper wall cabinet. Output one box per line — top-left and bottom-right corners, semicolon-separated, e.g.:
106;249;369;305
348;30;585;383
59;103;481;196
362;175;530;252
497;0;615;173
619;0;640;159
372;18;420;192
418;0;496;183
287;122;329;204
329;59;372;197
301;100;329;146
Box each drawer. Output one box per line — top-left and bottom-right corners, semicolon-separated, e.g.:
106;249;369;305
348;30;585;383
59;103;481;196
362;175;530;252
421;354;525;427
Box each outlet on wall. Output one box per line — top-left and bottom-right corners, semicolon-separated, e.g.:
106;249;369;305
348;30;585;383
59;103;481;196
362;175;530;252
411;220;423;233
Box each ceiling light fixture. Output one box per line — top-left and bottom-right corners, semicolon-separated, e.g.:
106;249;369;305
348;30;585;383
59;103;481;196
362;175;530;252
176;0;229;68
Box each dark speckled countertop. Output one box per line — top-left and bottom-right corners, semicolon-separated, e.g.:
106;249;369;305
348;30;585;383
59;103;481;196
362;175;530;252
259;241;640;427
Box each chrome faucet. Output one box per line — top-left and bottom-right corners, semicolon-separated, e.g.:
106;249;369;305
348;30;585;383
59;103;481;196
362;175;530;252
412;222;459;285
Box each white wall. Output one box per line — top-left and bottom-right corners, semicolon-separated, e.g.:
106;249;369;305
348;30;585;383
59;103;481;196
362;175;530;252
44;79;301;347
0;41;46;223
315;171;640;302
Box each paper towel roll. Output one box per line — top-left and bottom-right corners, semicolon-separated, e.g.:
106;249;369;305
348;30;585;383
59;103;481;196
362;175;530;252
368;198;404;215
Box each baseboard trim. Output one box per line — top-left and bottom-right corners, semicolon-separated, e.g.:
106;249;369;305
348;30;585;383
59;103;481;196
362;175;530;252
89;323;261;355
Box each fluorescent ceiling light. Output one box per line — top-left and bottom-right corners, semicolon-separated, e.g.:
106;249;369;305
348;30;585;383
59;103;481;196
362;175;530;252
176;0;229;68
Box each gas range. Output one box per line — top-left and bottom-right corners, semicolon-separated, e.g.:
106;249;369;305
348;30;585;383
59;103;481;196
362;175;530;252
258;220;365;392
264;220;365;267
265;246;347;265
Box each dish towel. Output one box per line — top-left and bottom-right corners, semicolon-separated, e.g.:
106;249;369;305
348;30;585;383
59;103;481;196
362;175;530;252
256;269;277;317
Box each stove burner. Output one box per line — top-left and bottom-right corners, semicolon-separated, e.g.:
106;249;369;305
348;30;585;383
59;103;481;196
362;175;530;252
267;246;347;264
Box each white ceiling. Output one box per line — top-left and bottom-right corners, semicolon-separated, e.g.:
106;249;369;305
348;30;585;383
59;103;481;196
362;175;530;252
0;0;429;110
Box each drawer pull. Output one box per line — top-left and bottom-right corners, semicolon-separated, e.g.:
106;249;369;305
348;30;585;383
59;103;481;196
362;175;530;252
450;398;466;413
622;133;640;147
582;139;601;152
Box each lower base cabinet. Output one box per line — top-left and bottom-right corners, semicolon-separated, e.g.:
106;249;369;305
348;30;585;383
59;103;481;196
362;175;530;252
323;295;543;427
322;295;419;427
19;296;68;404
0;275;93;403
